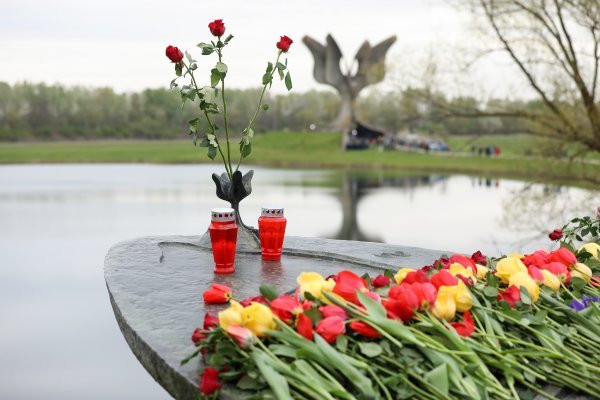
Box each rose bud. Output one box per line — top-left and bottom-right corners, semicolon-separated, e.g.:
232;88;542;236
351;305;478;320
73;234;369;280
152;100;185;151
471;250;487;266
276;35;293;52
199;368;222;395
208;19;226;37
165;45;184;63
203;313;219;330
203;283;232;304
315;316;346;344
191;328;207;345
296;313;313;341
225;325;255;348
549;228;563;241
371;274;390;288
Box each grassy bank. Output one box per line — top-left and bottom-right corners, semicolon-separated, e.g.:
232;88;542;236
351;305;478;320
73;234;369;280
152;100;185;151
0;132;598;188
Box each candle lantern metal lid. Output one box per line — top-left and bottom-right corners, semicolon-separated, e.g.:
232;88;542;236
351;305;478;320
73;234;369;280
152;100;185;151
211;208;236;222
261;206;284;218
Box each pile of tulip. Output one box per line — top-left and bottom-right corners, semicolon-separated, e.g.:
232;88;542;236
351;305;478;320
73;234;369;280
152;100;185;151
185;217;600;399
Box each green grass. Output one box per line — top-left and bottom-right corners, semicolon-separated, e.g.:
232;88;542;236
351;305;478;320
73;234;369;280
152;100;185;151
0;132;598;188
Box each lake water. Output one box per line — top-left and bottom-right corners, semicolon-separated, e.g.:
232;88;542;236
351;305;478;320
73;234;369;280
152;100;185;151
0;164;598;399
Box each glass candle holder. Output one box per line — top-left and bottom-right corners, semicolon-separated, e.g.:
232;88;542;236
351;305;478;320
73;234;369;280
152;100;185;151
258;206;287;261
209;208;238;274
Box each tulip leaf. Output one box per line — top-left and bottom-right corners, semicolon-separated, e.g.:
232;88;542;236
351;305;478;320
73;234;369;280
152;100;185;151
251;350;292;400
519;286;532;305
259;284;279;301
424;363;449;396
483;286;498;298
358;342;382;358
335;334;348;352
356;291;386;319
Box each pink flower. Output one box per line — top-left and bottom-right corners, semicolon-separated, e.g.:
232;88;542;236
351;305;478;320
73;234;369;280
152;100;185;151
315;316;346;343
225;325;255;348
318;305;348;320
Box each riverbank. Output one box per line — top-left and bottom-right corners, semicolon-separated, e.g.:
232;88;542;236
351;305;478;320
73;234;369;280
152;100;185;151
0;132;598;188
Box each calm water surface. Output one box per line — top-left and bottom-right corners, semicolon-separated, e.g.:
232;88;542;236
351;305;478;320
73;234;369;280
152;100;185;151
0;164;598;399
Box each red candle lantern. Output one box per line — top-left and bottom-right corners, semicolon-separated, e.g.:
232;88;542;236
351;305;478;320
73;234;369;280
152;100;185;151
209;208;238;274
258;206;287;261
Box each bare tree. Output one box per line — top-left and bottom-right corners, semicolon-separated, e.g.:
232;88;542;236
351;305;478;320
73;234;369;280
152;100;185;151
460;0;600;152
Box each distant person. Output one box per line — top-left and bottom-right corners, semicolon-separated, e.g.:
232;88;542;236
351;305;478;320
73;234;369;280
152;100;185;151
485;146;492;157
478;147;483;156
494;146;501;156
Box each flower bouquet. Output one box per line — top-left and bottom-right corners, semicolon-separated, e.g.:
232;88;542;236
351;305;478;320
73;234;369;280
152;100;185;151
185;215;600;399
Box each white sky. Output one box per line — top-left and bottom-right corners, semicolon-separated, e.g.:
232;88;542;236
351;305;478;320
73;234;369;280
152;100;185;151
0;0;525;97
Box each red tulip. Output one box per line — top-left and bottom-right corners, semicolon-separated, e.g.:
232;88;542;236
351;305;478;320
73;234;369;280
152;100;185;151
430;270;458;289
315;316;346;344
296;313;313;341
371;274;390;288
408;282;437;309
332;270;369;304
318;305;348;319
497;285;521;308
203;313;219;330
208;19;225;37
192;328;207;345
450;254;477;273
270;295;303;324
541;262;570;283
522;250;551;267
276;35;293;52
225;325;255;348
402;270;429;284
549;248;577;267
349;321;381;338
385;285;419;321
528;265;544;283
450;311;475;337
471;250;487;266
202;283;232;304
239;295;267;307
199;368;222;395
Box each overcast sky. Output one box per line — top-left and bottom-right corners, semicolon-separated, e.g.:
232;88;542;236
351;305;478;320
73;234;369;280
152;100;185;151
0;0;524;97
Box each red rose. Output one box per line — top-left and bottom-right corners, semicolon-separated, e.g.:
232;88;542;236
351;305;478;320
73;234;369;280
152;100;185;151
548;247;577;267
202;283;232;304
450;311;475;337
296;313;313;341
203;313;219;330
332;270;369;304
318;305;348;319
438;257;451;269
371;274;390;288
270;295;303;324
430;270;458;289
208;19;225;37
497;285;521;308
315;316;346;343
199;368;222;395
471;251;487;266
192;328;207;345
165;45;184;63
276;35;293;52
349;321;381;338
549;229;563;241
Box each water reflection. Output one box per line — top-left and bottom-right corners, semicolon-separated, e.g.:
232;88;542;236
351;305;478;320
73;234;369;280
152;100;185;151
0;164;598;399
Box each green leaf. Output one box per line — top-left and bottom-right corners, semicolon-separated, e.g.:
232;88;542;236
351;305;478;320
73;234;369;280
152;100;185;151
285;71;292;91
262;104;269;111
189;63;198;71
175;63;182;77
251;351;292;400
519;286;532;305
169;78;178;89
185;51;193;62
424;363;449;396
216;62;228;74
197;42;213;49
262;72;272;86
278;67;284;80
336;334;348;352
237;375;264;390
358;342;382;358
210;69;221;87
247;128;255;138
224;34;234;43
240;141;251;159
207;145;217;160
266;62;274;73
356;291;386;319
276;62;286;70
259;284;279;301
483;286;498;298
188;118;199;133
201;47;214;55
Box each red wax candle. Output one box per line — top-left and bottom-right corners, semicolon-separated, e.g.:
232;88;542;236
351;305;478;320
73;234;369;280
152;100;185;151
209;208;238;274
258;206;287;261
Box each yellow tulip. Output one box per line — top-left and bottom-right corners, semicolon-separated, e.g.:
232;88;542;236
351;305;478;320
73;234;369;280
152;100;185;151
432;286;457;321
475;264;489;279
495;257;527;284
297;272;335;301
449;263;476;283
579;243;600;261
394;268;414;284
241;302;276;337
508;253;525;259
454;281;473;312
571;263;592;282
218;300;243;330
509;271;539;302
540;269;561;292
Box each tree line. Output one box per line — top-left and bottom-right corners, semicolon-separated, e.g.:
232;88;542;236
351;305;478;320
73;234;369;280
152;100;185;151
0;81;542;142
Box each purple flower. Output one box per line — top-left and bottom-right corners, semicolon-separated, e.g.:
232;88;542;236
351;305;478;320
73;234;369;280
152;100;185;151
583;296;599;307
570;299;586;311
